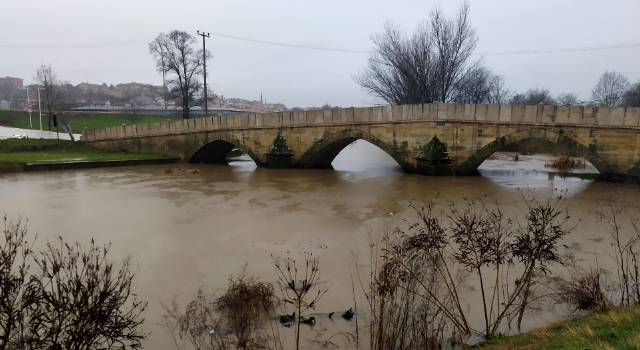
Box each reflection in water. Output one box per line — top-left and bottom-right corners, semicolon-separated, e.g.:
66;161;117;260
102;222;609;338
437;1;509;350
0;141;634;349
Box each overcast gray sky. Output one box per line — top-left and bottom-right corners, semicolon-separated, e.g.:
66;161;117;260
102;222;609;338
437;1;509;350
2;0;639;108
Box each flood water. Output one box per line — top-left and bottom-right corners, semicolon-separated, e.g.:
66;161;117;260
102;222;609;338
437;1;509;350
0;140;637;349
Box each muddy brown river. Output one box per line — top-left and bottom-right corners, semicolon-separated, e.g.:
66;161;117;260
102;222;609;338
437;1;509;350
0;141;636;349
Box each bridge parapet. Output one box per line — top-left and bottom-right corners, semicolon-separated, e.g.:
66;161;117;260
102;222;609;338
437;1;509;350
81;103;640;141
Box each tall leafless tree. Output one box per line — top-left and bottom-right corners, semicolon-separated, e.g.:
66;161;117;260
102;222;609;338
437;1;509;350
591;71;630;107
149;30;210;119
355;2;478;105
34;64;65;130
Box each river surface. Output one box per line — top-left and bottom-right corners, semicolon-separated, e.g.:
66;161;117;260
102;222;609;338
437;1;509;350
0;140;637;349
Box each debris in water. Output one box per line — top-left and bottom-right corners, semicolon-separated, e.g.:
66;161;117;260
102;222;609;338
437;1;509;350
342;308;355;320
162;168;202;174
301;316;316;325
279;312;295;325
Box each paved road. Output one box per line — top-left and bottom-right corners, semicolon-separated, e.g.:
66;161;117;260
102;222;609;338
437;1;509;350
0;126;80;141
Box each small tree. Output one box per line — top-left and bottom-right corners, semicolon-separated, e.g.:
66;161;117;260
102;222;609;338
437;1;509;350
591;71;629;107
34;64;65;130
33;237;148;350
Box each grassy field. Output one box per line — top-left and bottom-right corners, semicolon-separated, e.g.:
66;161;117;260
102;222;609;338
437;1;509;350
0;138;171;164
477;306;640;350
0;110;181;132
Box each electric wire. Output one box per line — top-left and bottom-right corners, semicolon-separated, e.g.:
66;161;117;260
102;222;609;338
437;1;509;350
2;33;640;56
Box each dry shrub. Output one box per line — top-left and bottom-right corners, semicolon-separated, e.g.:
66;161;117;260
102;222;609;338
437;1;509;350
513;153;520;161
214;270;276;350
161;267;280;350
545;154;586;170
551;267;613;313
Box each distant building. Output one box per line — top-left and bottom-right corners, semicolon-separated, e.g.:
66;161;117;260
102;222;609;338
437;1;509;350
131;95;154;106
77;82;106;93
0;76;23;88
67;98;96;107
117;82;163;96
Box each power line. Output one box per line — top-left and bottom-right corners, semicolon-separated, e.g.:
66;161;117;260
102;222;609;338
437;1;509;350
0;39;151;49
209;32;371;53
473;42;640;56
2;34;640;57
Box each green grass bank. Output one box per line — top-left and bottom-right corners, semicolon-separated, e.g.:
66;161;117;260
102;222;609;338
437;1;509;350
477;306;640;350
0;110;181;132
0;138;175;173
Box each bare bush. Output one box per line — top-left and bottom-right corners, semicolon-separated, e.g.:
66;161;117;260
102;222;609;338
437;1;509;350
1;219;148;350
0;217;40;350
359;218;451;350
214;269;276;349
545;154;586;170
551;265;612;313
33;237;148;350
596;200;640;306
161;270;280;350
359;191;573;347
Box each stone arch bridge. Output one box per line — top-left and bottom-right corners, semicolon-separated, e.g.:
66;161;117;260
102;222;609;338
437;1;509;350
81;103;640;179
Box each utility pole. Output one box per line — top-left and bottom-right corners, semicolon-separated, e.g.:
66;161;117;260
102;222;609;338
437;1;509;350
197;30;210;118
160;46;167;112
37;85;43;131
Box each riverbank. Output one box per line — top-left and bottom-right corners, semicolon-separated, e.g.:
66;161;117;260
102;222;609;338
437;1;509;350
0;138;177;173
477;305;640;349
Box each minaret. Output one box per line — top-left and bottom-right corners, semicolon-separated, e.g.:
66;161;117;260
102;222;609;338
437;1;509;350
260;93;263;106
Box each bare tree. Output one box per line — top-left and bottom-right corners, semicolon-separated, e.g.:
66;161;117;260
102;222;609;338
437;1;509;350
510;88;556;105
33;237;148;350
487;74;510;104
355;2;478;105
34;64;65;130
149;30;210;119
452;65;507;104
623;80;640;107
122;90;144;124
591;71;630;107
557;93;579;105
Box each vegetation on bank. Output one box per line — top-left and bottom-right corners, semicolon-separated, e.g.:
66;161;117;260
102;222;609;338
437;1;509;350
477;305;640;350
0;109;180;131
0;138;170;166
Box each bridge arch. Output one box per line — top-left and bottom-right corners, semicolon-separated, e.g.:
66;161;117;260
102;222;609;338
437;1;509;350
456;128;612;175
187;132;264;166
297;129;410;171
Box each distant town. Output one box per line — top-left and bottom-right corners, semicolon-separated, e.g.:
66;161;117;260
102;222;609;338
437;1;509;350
0;75;328;113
